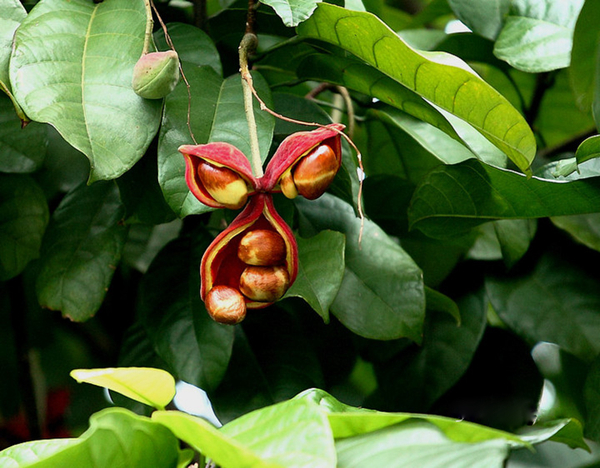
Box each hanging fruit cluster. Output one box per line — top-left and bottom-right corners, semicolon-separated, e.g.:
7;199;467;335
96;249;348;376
179;123;344;324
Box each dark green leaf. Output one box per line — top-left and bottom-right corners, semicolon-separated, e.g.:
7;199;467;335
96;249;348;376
297;4;536;173
285;230;346;322
447;0;510;40
10;0;162;181
297;194;425;342
408;159;600;239
154;22;222;76
35;181;127;321
0;174;48;281
138;231;235;391
552;213;600;253
0;95;47;173
486;253;600;361
569;0;600;113
584;356;600;441
493;219;537;268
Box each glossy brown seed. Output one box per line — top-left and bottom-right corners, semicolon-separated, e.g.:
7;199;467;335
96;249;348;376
292;144;340;200
196;161;248;209
238;229;286;266
239;266;290;302
204;285;247;324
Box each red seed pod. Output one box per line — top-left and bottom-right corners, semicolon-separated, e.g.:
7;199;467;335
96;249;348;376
200;194;298;322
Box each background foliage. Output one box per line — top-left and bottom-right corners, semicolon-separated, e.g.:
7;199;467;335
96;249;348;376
2;0;600;466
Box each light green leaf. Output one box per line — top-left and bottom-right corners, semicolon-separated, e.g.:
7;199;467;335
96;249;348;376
297;3;536;174
518;419;588;451
0;174;49;281
576;135;600;166
494;16;574;73
1;408;183;468
35;181;128;321
447;0;510;40
408;159;600;239
297;194;425;342
70;367;176;410
285;230;346;322
0;439;79;468
335;421;511;468
9;0;162;181
261;0;321;27
0;0;27;119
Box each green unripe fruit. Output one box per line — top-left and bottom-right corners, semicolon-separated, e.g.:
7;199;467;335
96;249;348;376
132;50;180;99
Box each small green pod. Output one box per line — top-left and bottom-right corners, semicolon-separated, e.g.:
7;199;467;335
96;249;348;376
132;50;180;99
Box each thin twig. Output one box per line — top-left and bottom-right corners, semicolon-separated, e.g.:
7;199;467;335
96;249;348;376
142;0;154;55
151;1;197;144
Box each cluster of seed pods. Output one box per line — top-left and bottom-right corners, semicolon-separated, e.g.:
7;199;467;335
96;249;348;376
179;123;344;324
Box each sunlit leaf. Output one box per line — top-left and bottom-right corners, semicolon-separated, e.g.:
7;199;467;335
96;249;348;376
9;0;162;181
285;230;346;322
70;367;176;410
297;194;425;342
447;0;510;40
0;439;79;468
261;0;321;27
35;181;127;321
0;0;27;119
297;3;536;173
0;174;48;281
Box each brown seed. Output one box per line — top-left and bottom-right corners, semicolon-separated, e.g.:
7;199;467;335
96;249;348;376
279;169;298;199
196;161;248;209
238;229;286;266
239;265;290;302
204;285;247;324
293;144;340;200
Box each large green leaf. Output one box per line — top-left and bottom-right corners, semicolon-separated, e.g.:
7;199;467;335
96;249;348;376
70;367;176;411
9;0;162;181
552;212;600;253
284;230;346;322
447;0;510;40
297;194;425;342
486;252;600;362
157;66;274;217
154;398;336;468
0;174;48;281
0;0;27;119
297;3;536;174
261;0;321;27
138;230;235;391
569;0;600;113
0;95;47;173
0;408;185;468
493;0;584;73
408;159;600;239
35;181;127;321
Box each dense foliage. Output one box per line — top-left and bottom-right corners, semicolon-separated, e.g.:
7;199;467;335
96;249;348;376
2;0;600;466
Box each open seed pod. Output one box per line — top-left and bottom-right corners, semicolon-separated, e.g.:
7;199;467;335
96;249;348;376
200;193;298;324
263;123;344;200
179;142;257;210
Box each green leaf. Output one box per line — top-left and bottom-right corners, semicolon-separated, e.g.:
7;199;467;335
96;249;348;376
297;3;536;174
154;22;222;76
297;194;425;342
575;135;600;166
569;0;600;112
261;0;321;27
408;159;600;239
285;230;346;322
0;0;27;118
551;213;600;253
70;367;176;410
1;407;183;468
518;419;589;451
0;439;79;468
447;0;510;40
486;252;600;362
0;95;48;173
494;16;575;73
35;181;127;321
9;0;162;181
492;218;537;268
335;420;511;468
585;356;600;441
158;66;274;217
138;230;235;391
154;398;337;468
0;174;49;281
